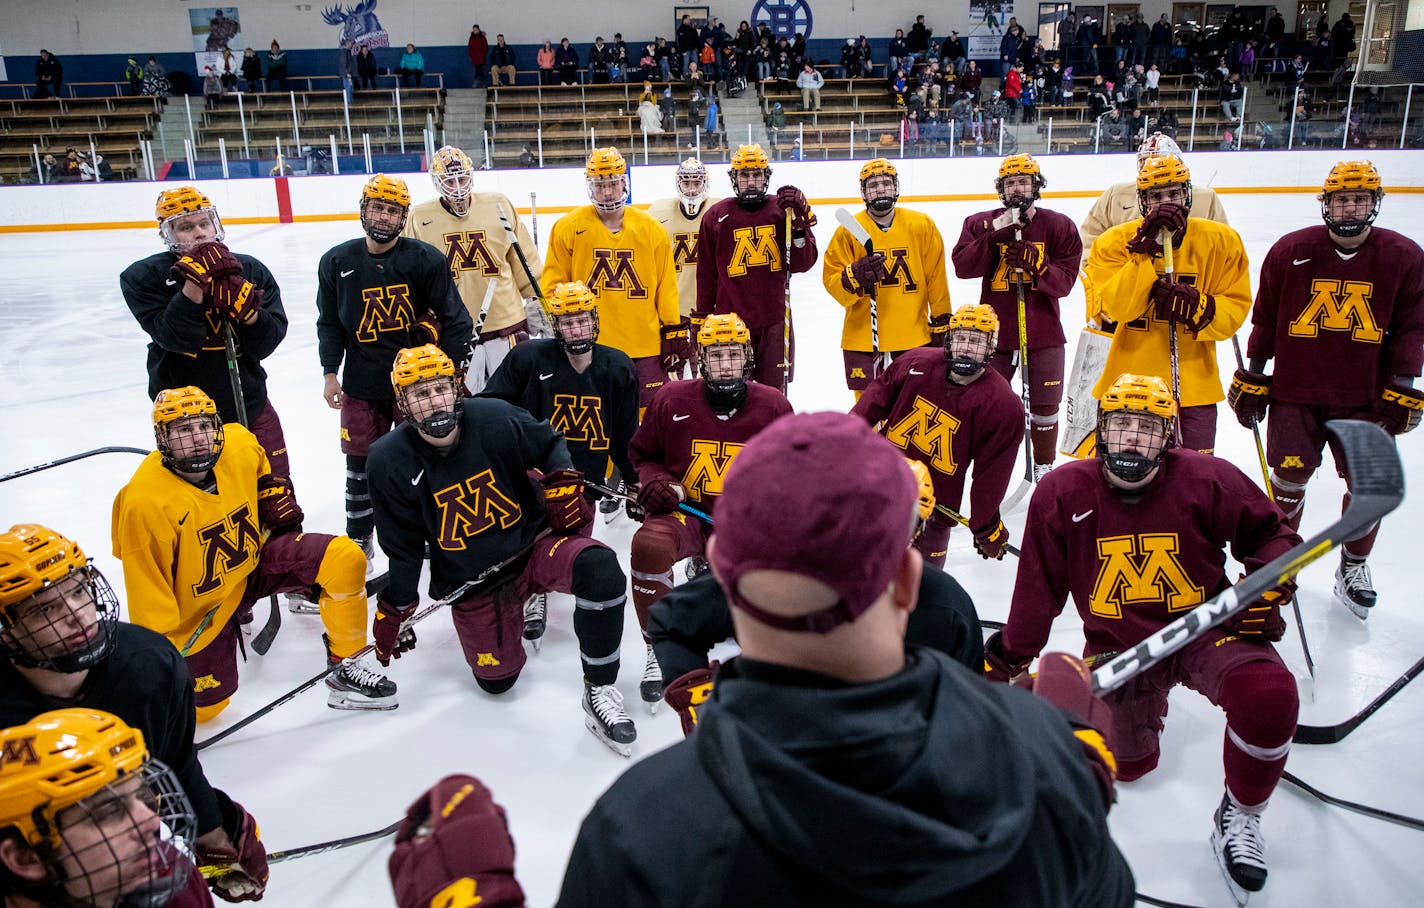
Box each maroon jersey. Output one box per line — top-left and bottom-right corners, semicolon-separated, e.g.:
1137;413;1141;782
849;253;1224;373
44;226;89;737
694;197;819;330
629;379;793;511
1248;225;1424;407
1003;450;1301;660
951;206;1081;352
851;347;1024;528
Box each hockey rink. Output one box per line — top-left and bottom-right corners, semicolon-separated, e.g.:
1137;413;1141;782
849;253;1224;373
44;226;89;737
1;184;1422;907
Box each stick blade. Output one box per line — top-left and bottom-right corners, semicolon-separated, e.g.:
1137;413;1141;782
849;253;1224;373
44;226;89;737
834;206;871;245
1324;419;1405;512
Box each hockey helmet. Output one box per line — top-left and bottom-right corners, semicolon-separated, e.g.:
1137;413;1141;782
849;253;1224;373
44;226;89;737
697;313;754;413
1097;373;1176;485
1136;154;1192;217
905;458;935;524
155;186;224;252
1320;161;1383;238
391;345;460;438
728;144;771;207
945;303;1000;378
1136;133;1183;169
430;146;476;217
545;282;600;355
360;174;411;243
675;158;709;216
152;386;224;474
0;525;117;674
996;154;1045;207
859;158;900;214
585;147;628;213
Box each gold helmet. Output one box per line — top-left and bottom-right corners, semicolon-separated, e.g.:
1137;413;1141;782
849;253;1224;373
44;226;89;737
728;144;771;206
697;314;754;412
1100;372;1176;419
1136;153;1192;217
155;186;223;252
905;459;935;523
859;157;898;184
730;144;770;172
585;148;628;212
860;158;900;214
0;524;86;612
391;346;460;438
1097;373;1176;483
546;282;600;354
697;312;752;348
945;304;1000;378
360;174;410;243
996;153;1045;206
0;525;118;674
1320;161;1383;238
152;386;224;473
430;146;475;216
675;157;709;215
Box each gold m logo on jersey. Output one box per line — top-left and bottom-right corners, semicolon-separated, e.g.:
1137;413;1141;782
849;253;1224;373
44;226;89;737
682;440;745;498
193;674;221;693
990;242;1044;292
725;224;782;276
881;248;919;291
0;736;39;769
1089;533;1204;619
430;877;483;908
586;250;648;297
671;232;699;272
443;231;501;278
885;395;960;474
432;470;522;550
550;394;609;451
1289;279;1382;343
356;284;415;342
193;506;262;596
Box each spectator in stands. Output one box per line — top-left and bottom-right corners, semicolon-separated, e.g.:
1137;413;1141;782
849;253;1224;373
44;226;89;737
790;32;808;69
267;41;288;91
125;57;144;95
590;36;612;84
354;44;378;90
678;14;700;74
1020;69;1038;123
1076;15;1102;75
765;100;786;147
1116;71;1140;116
637;92;664;133
789;137;804;160
337;38;356;101
959;59;982;103
1059;10;1077;55
638;80;656;106
796;62;824;112
840;39;859;80
1126;107;1147;146
735;21;756;77
35;49;63;99
467;25;488;88
687;87;704;125
57;148;83;181
943;30;966;75
538;40;557;86
1149;14;1172;68
1331;14;1356;68
519;145;536;166
241;47;263;93
1021;37;1044;71
1145;62;1160;105
490;34;516;87
1101;107;1130;147
685;59;706;95
1220;71;1244;122
658;86;676;130
1087;73;1111;118
983;89;1008;130
754;38;773;82
950;91;973;137
1004;62;1023;121
907;14;931;63
203;64;223;108
79;150;112;182
1130;14;1150;67
699;37;717;85
27;153;58;184
399;43;425;87
1239;41;1256;82
774;51;793;83
1113;17;1131;65
141;56;169;98
888;29;909;75
1046;60;1064;104
220;47;239;92
556;37;580;85
1288;54;1308;86
655;37;675;81
703;92;720;140
613;42;631;83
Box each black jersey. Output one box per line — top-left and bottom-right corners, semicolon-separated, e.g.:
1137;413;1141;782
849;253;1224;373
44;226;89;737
120;251;287;423
0;623;222;835
367;397;576;605
479;339;639;489
315;237;473;402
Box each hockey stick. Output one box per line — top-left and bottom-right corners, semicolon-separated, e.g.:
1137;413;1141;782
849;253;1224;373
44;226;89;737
0;446;149;483
1090;419;1402;696
496;203;548;323
1280;770;1424;831
833;207;888;377
781;208;793;397
222;321;249;427
249;594;282;655
1135;894;1208;908
471;271;499;337
1293;653;1424;744
1160;228;1183;445
932;503;1022;557
1000;226;1035;513
196;534;548;751
201;819;402;879
584;479;713;525
530;192;538;246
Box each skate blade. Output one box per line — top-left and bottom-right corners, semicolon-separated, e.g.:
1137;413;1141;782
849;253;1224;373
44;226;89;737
645;699;660;716
286;601;320;615
583;715;634;758
327;695;400;712
526;637;542;653
1210;830;1252;907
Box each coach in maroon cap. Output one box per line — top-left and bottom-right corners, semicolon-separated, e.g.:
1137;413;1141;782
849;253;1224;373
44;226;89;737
557;412;1134;907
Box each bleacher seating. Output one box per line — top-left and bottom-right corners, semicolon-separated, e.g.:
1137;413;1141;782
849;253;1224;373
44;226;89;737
0;94;161;184
192;86;444;157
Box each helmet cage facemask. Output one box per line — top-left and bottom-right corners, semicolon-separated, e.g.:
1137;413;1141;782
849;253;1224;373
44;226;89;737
156;415;224;474
0;566;117;673
862;174;900;215
946;327;997;378
436;168;475;217
730;168;770;208
553;309;600;355
676;173;708;216
996;173;1043;213
700;342;754;413
1320;188;1381;238
586;174;628;213
360;197;409;243
1097;410;1173;484
159;208;224;254
398;376;461;438
1138;181;1193;219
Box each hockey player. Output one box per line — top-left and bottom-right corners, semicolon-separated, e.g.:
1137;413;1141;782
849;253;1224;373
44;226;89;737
647;158;716;381
1083;154;1251;453
694;144;818;390
317;174;473;553
541;147;683;410
121;186;295;478
822;158;952;397
1233;161;1424;620
952;154;1081;478
851;303;1024;567
0;709;215;908
988;373;1300;902
0;524;268;902
366;346;637;755
112;386;395;722
402;145;543;394
627;313;793;708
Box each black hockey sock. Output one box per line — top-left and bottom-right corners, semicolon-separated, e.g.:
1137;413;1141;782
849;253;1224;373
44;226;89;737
572;547;626;687
345;455;372;540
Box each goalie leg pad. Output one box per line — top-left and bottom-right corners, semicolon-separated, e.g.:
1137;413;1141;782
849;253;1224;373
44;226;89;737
1060;326;1112;458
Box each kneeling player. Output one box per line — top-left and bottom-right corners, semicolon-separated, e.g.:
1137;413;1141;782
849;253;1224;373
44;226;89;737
112;387;395;721
851;303;1024;567
988;373;1300;902
628;314;792;709
367;346;637;755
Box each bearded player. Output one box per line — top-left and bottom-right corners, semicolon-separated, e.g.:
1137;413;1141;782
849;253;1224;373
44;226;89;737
952;154;1081;479
694;144;818;391
647;158;716;380
987;373;1300;903
851;304;1023;568
402;145;543;394
1232;161;1424;620
627;314;792;709
823;158;952;398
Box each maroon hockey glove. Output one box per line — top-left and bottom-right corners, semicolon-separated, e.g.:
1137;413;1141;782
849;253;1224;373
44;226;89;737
987;209;1021;246
663;667;715;737
841;252;889;295
209;274;263;325
637;476;686;515
1227;369;1271;428
372;593;417;666
927;313;952;347
1149;278;1212;332
256;474;303;534
1224;575;1293;642
197;792;268;903
623;481;645;522
172;241;242;289
775;185;812;231
982;630;1032;684
661;319;691;373
972;517;1010;561
1377;381;1424;435
389;774;525;908
541;468;592;534
1128;202;1188;257
411;310;442;346
1029;652;1119;809
1003;240;1042;278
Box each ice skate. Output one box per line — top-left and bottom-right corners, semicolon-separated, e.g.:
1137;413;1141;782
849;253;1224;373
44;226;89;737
523;594;548;651
1211;791;1267;906
352;534;375;578
1333;554;1376;620
325;636;398;711
1032;462;1053;483
285;591;319;615
640;642;663;714
684;556;710;581
583;682;636;757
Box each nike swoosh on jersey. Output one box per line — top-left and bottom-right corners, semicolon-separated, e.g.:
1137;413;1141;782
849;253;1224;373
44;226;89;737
909;369;925;375
718;214;731;223
539;372;554;380
420;220;433;226
177;514;188;526
165;278;178;287
1293;258;1311;266
340;269;355;277
673;414;691;421
576;229;588;235
411;469;424;486
1072;510;1093;523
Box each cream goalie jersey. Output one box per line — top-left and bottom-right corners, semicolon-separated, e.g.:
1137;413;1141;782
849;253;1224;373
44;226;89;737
646;196;714;318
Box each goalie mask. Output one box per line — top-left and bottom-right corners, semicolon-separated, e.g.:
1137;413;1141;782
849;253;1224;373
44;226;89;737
360;174;411;244
728;144;771;209
859;158;900;216
675;158;709;217
546;282;600;355
0;525;117;674
0;709;198;908
1136;132;1182;169
1136;154;1193;219
155;186;224;253
431;146;476;218
585;148;628;214
1097;373;1176;486
391;345;461;439
152;386;224;474
697;314;755;414
945;304;1000;379
995;154;1045;211
1320;161;1383;239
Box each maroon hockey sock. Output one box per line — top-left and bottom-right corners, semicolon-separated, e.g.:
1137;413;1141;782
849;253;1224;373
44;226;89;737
630;530;678;630
1341;492;1380;559
1219;660;1298;806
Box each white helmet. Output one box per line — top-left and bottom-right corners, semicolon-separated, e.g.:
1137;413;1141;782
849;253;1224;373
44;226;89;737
675;158;709;216
1136;133;1182;170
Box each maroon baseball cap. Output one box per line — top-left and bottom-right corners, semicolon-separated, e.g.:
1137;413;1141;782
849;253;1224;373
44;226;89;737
388;774;526;908
711;412;919;634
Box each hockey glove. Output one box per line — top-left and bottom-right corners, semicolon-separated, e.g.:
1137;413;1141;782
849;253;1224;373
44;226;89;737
256;474;303;534
1149;278;1213;332
541;468;592;534
1029;652;1119;808
982;630;1032;684
172;241;243;289
775;185;812;232
927;313;953;347
1128;202;1188;257
1377;381;1424;435
372;593;417;666
637;476;687;515
663;667;715;737
660;319;692;373
1004;240;1042;278
1227;369;1271;428
841;252;889;295
411;310;442;346
523;297;555;338
988;208;1021;245
209;274;263;325
972;516;1010;560
622;481;645;522
389;774;525;908
1223;574;1293;642
197;791;268;903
